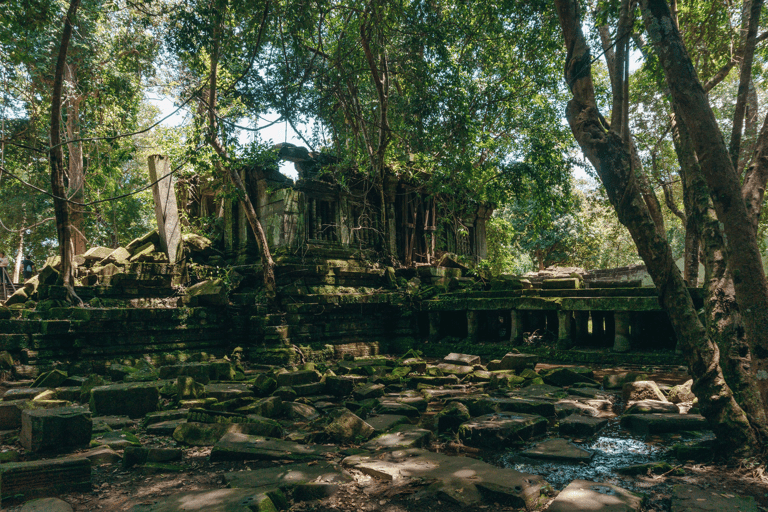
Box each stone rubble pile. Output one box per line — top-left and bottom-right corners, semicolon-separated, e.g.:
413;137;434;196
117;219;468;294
0;349;757;512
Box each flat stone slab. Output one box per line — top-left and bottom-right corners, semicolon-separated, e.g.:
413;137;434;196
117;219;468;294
620;413;709;435
147;419;186;436
568;387;610;399
521;438;594;462
454;396;556;418
210;432;337;462
434;363;474;376
342;448;549;509
225;461;351;490
459;412;547;448
127;488;277;512
547;479;643;512
203;384;253;401
559;414;609;437
671;484;757;512
624;400;680;414
555;400;602;418
443;353;481;366
361;425;432;451
365;414;409;433
90;383;159;419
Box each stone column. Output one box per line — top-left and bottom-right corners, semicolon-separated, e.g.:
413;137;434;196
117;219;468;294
429;312;441;342
147;155;181;263
574;311;589;345
510;310;524;344
467;310;479;342
557;310;573;349
613;312;631;352
605;313;616;348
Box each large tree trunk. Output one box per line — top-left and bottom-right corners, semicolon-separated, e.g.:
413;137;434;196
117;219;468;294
64;63;86;256
50;0;82;306
554;0;759;456
640;0;768;416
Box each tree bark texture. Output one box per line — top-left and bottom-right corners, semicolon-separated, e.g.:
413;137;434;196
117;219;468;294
50;0;82;305
555;0;759;455
64;63;86;256
641;0;768;413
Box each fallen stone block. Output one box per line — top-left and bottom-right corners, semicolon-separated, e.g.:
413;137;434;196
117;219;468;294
559;414;609;437
210;432;337;462
443;353;480;366
352;383;385;400
620;413;709;435
276;370;321;388
21;406;92;452
547;479;643;512
172;419;282;446
540;367;596;387
123;447;182;469
325;411;374;444
0;457;91;504
90;383;159;419
458;412;547;448
488;352;538;371
622;381;667;403
667;380;695;404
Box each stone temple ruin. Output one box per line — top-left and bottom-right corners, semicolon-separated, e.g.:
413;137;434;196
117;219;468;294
0;151;745;512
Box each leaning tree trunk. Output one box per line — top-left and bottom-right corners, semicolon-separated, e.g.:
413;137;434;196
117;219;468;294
554;0;760;456
640;0;768;417
50;0;82;306
64;63;86;256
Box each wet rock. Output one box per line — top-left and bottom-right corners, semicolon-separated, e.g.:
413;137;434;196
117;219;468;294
458;412;547;448
522;438;594;462
443;353;481;366
20;497;74;512
325;411;375;444
362;424;432;451
622;381;667;403
210;432;337;462
547;479;643;512
90;382;159;419
667;379;695;404
620;413;709;435
21;406;92;452
671;484;757;512
225;461;352;490
624;400;679;414
559;414;609;437
343;448;549;509
126;488;278;512
436;402;471;433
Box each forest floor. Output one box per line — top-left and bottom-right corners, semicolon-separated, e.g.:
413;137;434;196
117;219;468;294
3;362;768;512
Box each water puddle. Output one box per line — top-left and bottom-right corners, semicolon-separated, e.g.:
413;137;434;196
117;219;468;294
491;420;712;490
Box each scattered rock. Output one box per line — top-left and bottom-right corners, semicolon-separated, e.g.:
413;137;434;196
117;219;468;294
458;412;547;448
210;432;337;462
622;381;667;403
547;479;643;512
126;488;278;512
624;400;680;414
325;411;374;444
443;353;480;366
621;413;709;435
521;438;594;462
667;380;695;404
21;406;92;452
559;414;609;437
90;382;159;419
